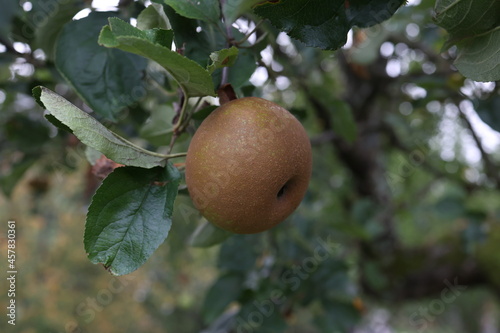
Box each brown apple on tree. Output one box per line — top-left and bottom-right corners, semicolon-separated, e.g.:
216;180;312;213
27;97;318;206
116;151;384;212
185;97;312;234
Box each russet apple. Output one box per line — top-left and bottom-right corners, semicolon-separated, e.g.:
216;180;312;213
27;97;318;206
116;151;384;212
185;97;312;234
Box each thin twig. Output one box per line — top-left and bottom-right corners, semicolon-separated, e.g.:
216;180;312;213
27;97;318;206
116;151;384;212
233;20;264;46
162;152;187;159
172;88;189;133
236;32;268;49
459;107;500;188
0;36;44;67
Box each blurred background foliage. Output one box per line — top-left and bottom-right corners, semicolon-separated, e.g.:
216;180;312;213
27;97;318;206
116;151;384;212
1;0;500;332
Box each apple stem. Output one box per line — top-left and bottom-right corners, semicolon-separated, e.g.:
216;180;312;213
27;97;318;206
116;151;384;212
218;84;238;105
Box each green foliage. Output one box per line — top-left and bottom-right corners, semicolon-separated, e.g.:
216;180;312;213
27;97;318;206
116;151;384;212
99;17;215;97
33;0;83;60
0;156;37;197
201;272;244;323
33;86;169;169
223;0;262;23
165;6;225;66
217;235;261;272
189;220;233;248
164;0;221;24
207;46;239;74
139;104;177;146
475;94;500;132
55;12;148;121
0;0;18;39
84;164;181;275
316;300;361;332
4;113;51;153
0;108;53;197
434;0;500;81
254;0;406;50
434;0;499;42
137;3;171;30
332;100;358;143
163;4;257;88
453;27;500;82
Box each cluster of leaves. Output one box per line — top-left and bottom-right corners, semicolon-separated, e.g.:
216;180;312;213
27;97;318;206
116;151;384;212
31;12;240;275
28;0;427;276
198;226;359;332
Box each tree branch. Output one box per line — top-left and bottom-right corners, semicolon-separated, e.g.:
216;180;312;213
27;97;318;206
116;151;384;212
458;108;500;188
0;36;44;67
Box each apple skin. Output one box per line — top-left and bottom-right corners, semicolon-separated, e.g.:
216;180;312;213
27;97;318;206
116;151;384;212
185;97;312;234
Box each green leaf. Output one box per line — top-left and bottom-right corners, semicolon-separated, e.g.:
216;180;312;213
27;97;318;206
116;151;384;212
145;28;175;49
84;164;181;276
139;104;176;146
207;46;239;74
254;0;406;50
332;100;357;143
222;0;262;24
33;0;82;60
44;114;73;134
434;0;500;43
189;220;232;248
137;3;171;30
0;0;18;38
201;273;244;323
85;146;104;166
237;300;287;333
217;235;260;272
99;17;215;97
227;48;257;89
33;86;168;168
310;259;353;300
209;47;257;90
55;12;148;121
454;27;500;82
4;113;50;153
346;1;406;28
191;105;218;129
164;0;221;24
474;94;500;132
315;300;361;332
164;5;227;67
434;0;500;81
191;105;218;122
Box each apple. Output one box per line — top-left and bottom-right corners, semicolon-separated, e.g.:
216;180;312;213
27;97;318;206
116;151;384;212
185;97;312;234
